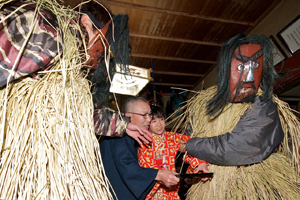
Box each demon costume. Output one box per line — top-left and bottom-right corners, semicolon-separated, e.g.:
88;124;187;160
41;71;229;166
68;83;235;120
138;131;206;200
176;34;300;199
0;0;130;199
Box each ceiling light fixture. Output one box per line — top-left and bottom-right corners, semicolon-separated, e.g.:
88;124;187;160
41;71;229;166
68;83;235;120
110;64;152;96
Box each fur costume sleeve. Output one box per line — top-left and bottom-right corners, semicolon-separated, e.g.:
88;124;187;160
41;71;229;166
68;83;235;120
186;97;284;166
94;107;130;137
0;1;61;87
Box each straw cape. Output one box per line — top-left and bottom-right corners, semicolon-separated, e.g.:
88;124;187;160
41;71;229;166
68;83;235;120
174;86;300;200
0;0;112;199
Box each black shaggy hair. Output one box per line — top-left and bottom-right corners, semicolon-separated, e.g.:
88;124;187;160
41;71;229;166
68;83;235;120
151;105;165;120
206;34;279;116
89;14;130;108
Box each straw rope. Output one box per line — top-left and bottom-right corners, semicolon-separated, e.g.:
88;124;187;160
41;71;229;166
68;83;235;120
0;0;112;199
174;86;300;200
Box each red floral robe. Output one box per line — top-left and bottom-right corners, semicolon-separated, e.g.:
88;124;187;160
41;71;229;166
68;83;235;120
138;131;207;200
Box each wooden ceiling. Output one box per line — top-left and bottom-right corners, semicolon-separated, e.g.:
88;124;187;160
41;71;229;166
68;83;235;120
64;0;283;95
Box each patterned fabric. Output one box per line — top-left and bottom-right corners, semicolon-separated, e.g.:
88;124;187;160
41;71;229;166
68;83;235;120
0;1;62;87
94;107;130;137
138;131;207;200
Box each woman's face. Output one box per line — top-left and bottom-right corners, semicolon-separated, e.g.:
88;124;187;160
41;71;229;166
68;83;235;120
150;117;165;135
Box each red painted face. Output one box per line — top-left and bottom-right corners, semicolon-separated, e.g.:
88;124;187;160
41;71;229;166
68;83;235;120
230;44;263;102
85;22;110;70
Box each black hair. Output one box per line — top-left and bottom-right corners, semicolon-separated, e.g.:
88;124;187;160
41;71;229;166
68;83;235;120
75;2;130;109
145;90;164;109
206;34;279;116
151;106;165;119
88;14;130;109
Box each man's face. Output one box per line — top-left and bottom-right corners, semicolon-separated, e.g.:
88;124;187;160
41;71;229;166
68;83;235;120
127;100;151;130
230;44;263;102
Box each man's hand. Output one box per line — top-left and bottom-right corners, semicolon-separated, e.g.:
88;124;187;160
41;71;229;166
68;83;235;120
155;170;180;188
194;162;211;182
126;122;152;145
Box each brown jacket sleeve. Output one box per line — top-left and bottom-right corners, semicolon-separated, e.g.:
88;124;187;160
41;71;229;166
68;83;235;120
94;107;130;137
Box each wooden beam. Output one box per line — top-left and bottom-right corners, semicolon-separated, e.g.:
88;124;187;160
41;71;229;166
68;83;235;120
99;0;254;26
245;0;283;35
154;71;204;77
150;82;194;88
130;33;221;46
132;53;217;64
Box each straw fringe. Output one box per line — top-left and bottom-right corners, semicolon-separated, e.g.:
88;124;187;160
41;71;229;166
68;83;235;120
174;86;300;200
0;1;112;199
186;154;300;200
274;96;300;173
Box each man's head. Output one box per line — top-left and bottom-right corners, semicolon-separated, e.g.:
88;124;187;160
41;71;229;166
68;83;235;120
206;34;278;116
124;97;152;130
